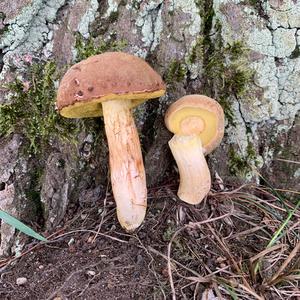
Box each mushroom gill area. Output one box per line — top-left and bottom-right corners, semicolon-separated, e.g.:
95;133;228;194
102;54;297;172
58;90;165;118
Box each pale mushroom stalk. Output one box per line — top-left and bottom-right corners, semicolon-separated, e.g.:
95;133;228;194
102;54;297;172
102;99;146;231
168;134;211;205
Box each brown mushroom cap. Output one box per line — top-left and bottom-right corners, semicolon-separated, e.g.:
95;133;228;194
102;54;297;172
56;52;166;118
165;95;224;154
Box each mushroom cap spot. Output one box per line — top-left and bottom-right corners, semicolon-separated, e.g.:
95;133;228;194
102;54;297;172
56;52;166;118
165;95;224;154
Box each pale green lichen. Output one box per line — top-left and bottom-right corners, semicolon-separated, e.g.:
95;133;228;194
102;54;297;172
169;0;201;36
0;0;65;56
135;0;164;51
104;0;119;18
77;0;99;38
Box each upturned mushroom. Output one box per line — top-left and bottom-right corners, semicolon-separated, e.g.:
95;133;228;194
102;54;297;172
56;52;165;231
164;95;224;204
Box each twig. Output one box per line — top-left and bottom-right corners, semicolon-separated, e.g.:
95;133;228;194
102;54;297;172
91;181;110;243
50;229;128;244
275;158;300;165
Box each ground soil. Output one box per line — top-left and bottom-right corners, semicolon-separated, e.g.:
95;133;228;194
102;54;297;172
0;182;299;300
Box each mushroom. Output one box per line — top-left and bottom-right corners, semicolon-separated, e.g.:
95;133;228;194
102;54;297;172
56;52;166;231
164;95;224;204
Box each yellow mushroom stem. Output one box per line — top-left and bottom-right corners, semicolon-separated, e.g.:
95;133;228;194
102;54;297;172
102;99;147;231
168;134;211;204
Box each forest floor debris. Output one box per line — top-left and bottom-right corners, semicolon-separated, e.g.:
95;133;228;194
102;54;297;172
0;181;299;299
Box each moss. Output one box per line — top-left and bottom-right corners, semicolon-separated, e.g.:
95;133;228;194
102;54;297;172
0;61;79;154
75;33;127;62
25;166;44;224
108;11;119;23
241;0;259;8
190;2;254;126
226;41;246;61
188;37;204;64
132;0;141;10
165;60;187;84
0;12;9;35
290;46;300;59
228;143;258;176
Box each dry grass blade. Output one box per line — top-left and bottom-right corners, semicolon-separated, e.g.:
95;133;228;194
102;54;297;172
250;244;287;264
229;225;266;240
167;212;232;300
267;241;300;285
205;223;265;300
275;158;300;165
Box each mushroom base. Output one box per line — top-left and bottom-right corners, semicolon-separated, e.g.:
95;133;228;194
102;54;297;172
169;134;211;205
102;99;147;231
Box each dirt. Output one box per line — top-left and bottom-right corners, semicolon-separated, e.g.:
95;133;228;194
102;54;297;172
0;182;299;300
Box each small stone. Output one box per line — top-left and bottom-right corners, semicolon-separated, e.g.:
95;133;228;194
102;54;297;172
86;270;96;276
68;238;75;246
16;277;27;286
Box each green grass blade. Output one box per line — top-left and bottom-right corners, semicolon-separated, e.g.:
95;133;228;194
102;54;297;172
266;198;300;248
0;210;48;242
254;198;300;275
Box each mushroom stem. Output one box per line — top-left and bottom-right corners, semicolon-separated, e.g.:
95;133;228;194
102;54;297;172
168;134;211;204
102;99;147;231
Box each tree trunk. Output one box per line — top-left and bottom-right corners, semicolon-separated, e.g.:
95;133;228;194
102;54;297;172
0;0;299;255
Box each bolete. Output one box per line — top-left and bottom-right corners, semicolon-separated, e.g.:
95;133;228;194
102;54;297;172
56;52;166;231
164;95;224;204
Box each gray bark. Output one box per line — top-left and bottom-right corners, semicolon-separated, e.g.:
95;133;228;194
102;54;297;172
0;0;299;255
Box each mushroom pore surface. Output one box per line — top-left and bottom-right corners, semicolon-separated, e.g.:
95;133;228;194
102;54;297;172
165;95;224;154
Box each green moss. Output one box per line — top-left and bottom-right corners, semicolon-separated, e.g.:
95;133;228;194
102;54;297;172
188;37;204;64
0;61;79;154
75;34;127;62
165;60;187;84
25;166;44;222
226;41;246;61
0;12;8;35
108;11;119;23
228;143;258;176
189;2;254;126
132;0;141;10
290;46;300;59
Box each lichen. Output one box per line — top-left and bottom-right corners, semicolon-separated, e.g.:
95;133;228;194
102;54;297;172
77;0;99;38
170;0;201;36
0;61;78;154
0;0;65;58
135;1;164;51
